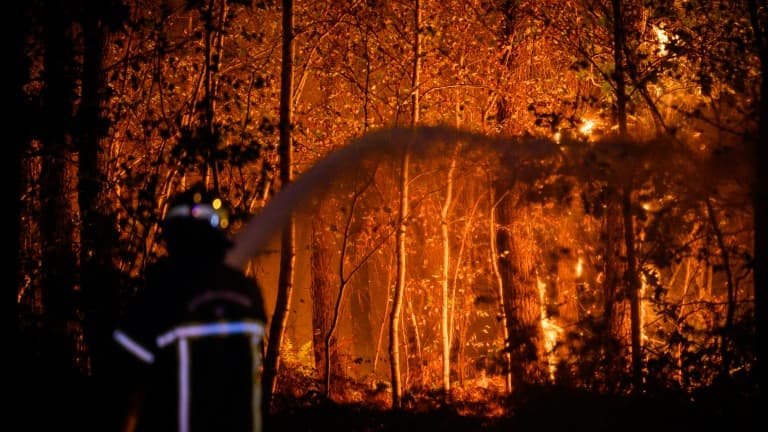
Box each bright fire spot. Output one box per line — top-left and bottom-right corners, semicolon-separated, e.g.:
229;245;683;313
655;25;669;56
537;277;562;381
639;266;659;344
575;257;583;278
541;317;562;381
541;318;561;354
553;131;561;143
579;119;594;135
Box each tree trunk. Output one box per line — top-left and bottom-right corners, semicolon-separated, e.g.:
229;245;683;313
389;0;420;409
601;193;631;388
373;250;396;375
39;0;80;370
611;0;628;136
202;0;228;188
37;4;82;428
746;0;768;400
310;222;333;390
11;3;34;430
262;0;295;414
706;199;736;379
389;145;410;409
440;147;458;393
77;7;125;429
488;181;512;392
495;191;548;390
610;0;643;392
622;187;643;391
78;0;122;373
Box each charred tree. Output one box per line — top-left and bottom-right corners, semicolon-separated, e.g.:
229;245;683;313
35;3;82;428
77;0;126;380
76;3;129;428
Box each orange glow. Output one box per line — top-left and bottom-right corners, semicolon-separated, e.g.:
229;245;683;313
654;25;669;56
579;119;595;135
538;277;562;381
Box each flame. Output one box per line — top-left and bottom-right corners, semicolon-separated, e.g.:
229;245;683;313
537;277;563;381
575;257;583;278
654;25;669;56
640;266;659;343
579;119;594;135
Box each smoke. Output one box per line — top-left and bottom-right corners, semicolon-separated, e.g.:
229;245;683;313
224;125;561;269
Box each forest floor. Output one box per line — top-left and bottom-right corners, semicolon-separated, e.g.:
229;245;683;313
268;392;761;432
266;376;763;432
9;364;762;431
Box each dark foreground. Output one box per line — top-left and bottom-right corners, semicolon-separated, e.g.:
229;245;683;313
268;386;762;432
7;374;762;431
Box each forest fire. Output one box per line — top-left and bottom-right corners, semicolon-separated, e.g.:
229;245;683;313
11;0;765;431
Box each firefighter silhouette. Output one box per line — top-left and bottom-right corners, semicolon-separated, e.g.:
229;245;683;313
113;183;267;432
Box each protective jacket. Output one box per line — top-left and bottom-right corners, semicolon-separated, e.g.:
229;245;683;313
114;254;267;432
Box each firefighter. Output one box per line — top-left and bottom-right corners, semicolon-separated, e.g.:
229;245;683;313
113;183;268;432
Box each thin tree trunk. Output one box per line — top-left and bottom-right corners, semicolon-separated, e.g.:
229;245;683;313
488;181;512;392
373;251;396;375
202;0;228;188
389;0;420;409
11;3;35;430
456;303;469;387
449;193;483;389
262;0;295;415
706;199;736;378
746;0;768;399
440;147;458;393
324;190;362;396
622;186;643;391
611;0;627;136
676;258;693;387
389;144;410;409
406;295;423;385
